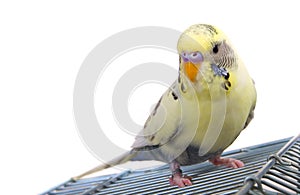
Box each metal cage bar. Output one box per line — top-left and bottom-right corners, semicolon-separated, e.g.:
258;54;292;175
41;136;299;195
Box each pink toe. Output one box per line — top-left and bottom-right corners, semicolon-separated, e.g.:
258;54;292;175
169;178;175;186
178;182;185;188
169;176;192;187
234;159;245;168
183;179;192;186
210;156;245;169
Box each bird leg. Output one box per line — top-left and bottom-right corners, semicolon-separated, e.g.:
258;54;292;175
169;161;192;187
209;155;244;168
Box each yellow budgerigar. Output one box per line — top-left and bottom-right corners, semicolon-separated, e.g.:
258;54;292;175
73;24;256;187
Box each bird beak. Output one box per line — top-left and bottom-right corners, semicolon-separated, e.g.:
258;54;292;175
181;51;203;82
184;61;200;82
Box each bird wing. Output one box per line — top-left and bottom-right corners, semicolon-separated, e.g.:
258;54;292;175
243;78;256;130
132;82;182;149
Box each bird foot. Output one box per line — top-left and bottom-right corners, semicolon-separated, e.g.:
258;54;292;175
169;161;192;187
169;174;192;187
209;156;244;168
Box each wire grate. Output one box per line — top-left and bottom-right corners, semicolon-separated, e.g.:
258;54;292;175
238;134;300;195
41;135;299;195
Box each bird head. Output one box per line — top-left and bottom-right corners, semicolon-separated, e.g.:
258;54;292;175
177;24;237;84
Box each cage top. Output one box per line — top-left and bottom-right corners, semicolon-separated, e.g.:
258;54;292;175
42;135;300;195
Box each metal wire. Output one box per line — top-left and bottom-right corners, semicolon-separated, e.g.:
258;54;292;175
237;134;300;195
40;137;297;195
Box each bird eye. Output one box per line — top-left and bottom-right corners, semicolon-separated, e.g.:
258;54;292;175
212;44;219;54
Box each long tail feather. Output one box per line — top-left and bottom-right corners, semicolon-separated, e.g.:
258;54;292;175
72;150;138;181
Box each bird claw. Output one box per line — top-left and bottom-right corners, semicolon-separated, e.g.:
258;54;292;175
169;174;192;187
209;156;244;168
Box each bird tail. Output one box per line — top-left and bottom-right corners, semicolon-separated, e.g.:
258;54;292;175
72;150;138;181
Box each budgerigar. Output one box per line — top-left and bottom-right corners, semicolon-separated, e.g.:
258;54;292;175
73;24;257;187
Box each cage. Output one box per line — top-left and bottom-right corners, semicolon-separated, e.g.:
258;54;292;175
41;134;299;195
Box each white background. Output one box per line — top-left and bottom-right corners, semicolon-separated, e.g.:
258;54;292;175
1;1;300;194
